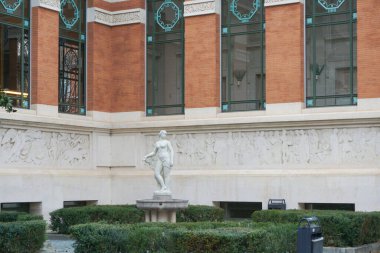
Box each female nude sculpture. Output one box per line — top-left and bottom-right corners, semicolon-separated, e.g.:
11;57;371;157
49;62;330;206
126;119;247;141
144;130;174;194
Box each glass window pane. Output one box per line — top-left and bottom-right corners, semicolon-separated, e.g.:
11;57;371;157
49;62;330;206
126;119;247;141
59;0;86;115
146;0;184;116
306;0;356;107
221;0;265;112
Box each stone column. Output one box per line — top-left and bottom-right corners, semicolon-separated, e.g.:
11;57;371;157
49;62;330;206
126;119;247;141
31;0;60;117
357;0;380;110
87;1;146;121
265;1;304;114
184;0;221;119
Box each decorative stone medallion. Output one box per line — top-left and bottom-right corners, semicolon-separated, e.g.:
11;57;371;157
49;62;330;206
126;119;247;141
60;0;80;29
230;0;260;23
0;0;21;14
318;0;346;13
155;0;181;32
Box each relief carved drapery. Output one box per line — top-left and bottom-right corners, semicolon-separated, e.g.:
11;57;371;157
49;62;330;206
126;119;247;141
145;127;380;168
0;128;90;167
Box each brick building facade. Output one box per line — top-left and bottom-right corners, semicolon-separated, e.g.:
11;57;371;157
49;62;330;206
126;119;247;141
0;0;379;218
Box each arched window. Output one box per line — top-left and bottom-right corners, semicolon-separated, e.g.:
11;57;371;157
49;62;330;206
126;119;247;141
306;0;357;107
221;0;265;112
59;0;86;115
0;0;30;108
146;0;184;116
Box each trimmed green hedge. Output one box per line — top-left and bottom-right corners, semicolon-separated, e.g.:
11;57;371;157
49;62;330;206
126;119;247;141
177;205;224;222
50;204;225;234
50;205;145;234
0;211;43;222
0;212;46;253
70;222;297;253
252;210;380;247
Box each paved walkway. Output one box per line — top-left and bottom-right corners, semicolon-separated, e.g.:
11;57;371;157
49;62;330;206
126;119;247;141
39;233;75;253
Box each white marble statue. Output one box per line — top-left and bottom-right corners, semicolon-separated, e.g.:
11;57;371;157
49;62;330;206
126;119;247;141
144;130;174;194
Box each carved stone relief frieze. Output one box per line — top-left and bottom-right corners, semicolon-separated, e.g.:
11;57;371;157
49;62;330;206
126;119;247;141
32;0;60;12
0;128;90;168
144;127;380;169
89;8;145;26
184;0;218;17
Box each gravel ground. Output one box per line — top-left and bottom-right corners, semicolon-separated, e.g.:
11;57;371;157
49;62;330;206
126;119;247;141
39;233;75;253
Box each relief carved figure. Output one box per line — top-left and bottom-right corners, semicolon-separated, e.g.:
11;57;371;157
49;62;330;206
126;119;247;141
155;127;380;169
0;128;90;167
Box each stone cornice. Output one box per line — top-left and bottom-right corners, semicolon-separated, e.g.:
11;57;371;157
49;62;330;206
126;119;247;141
184;0;220;17
87;7;146;26
264;0;304;7
31;0;60;12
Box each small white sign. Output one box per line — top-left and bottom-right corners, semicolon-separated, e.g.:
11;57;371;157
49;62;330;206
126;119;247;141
264;0;304;7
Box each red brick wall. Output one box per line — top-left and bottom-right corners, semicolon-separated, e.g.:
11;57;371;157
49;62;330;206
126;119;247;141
357;0;380;99
111;24;145;112
87;0;145;113
185;14;220;108
31;7;59;106
265;3;304;104
87;23;113;112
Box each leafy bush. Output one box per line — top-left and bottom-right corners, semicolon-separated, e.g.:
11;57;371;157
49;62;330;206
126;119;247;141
176;205;224;222
0;91;16;113
0;211;43;222
49;205;144;234
0;213;46;253
70;222;297;253
252;210;380;247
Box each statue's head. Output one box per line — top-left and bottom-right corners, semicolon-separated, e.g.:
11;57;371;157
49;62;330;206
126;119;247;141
159;130;167;138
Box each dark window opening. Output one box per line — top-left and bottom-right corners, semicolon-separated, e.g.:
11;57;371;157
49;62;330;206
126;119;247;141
219;201;262;219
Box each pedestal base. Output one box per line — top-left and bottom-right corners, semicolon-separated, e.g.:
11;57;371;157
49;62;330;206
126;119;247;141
136;195;188;223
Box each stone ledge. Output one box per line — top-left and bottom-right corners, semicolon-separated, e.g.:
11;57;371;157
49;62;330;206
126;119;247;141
324;243;380;253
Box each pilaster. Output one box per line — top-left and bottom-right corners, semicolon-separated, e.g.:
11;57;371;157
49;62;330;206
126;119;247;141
184;0;221;110
31;0;60;116
265;1;304;111
87;2;145;114
357;0;380;100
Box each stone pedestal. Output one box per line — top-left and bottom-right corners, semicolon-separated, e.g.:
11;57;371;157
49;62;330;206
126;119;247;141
136;194;188;223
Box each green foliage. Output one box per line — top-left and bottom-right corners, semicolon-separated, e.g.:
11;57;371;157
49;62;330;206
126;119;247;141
252;210;380;247
49;205;144;234
70;222;297;253
0;91;16;113
0;213;46;253
176;205;225;222
0;211;42;222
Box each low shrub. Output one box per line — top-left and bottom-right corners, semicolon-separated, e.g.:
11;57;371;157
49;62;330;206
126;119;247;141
0;213;46;253
0;211;43;222
176;205;224;222
49;205;144;234
70;222;297;253
252;210;380;247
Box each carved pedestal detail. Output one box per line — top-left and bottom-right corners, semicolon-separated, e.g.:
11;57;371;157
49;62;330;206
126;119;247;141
136;194;188;223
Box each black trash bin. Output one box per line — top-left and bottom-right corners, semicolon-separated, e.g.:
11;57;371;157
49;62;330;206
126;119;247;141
297;216;324;253
268;199;286;210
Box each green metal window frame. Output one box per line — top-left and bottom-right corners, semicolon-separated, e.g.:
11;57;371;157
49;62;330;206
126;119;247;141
58;0;86;115
221;0;266;112
306;0;357;107
0;0;30;109
146;0;184;116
